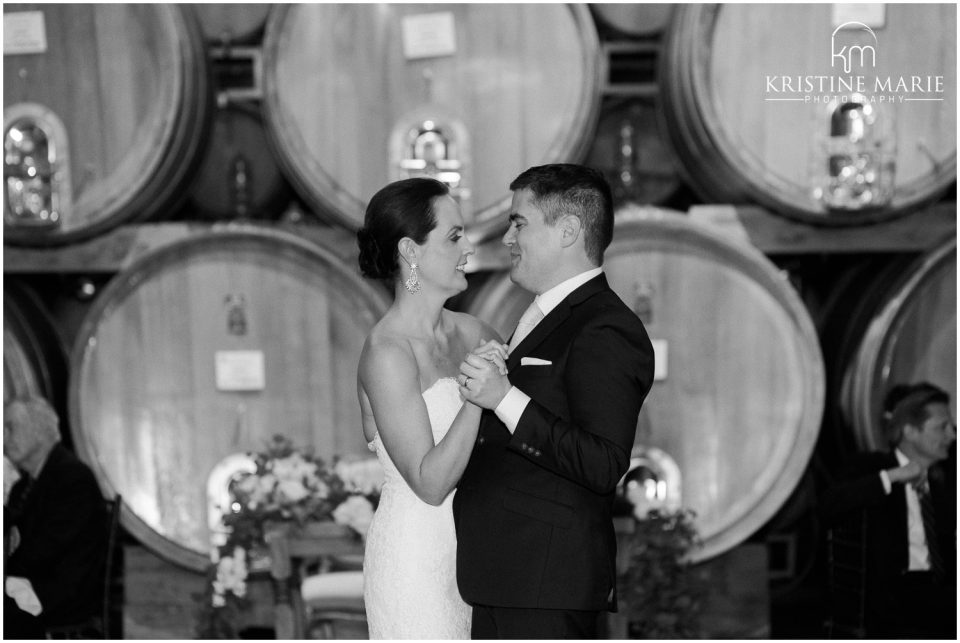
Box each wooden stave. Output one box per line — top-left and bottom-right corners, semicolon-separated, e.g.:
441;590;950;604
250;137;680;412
464;207;825;562
3;281;70;420
3;281;73;449
840;239;957;451
590;3;675;39
659;4;957;226
259;3;602;241
2;4;212;246
186;103;292;221
190;3;272;44
584;96;684;206
67;225;391;571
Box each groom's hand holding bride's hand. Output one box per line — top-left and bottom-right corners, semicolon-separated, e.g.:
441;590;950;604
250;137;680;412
458;340;510;409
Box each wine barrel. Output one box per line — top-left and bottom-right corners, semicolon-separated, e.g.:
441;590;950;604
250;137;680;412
3;4;211;245
260;4;601;241
69;226;390;571
3;282;69;423
465;207;825;562
191;3;272;44
186;104;291;221
836;239;956;452
584;97;683;206
659;5;956;225
591;3;675;39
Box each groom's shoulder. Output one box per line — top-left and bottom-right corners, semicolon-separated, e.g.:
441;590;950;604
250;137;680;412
578;287;650;338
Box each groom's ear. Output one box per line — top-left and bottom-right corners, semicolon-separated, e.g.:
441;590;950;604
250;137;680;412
558;215;582;248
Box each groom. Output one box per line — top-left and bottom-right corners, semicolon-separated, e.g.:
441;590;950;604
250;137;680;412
454;164;655;638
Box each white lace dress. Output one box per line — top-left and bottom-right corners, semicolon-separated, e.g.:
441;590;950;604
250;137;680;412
363;377;472;639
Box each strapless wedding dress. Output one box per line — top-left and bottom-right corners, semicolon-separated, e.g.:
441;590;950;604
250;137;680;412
363;377;472;639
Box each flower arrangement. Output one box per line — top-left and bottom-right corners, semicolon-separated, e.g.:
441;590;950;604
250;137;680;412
195;435;382;638
618;508;706;639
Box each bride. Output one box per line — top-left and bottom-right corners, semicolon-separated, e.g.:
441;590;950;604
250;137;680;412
356;178;506;639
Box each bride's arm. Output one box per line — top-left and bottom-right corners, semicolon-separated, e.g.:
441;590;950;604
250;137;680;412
360;340;481;506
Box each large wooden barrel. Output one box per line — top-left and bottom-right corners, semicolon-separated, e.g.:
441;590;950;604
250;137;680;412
3;4;211;245
260;4;601;240
591;3;675;39
584;97;683;206
69;226;390;570
3;281;69;427
186;104;291;221
659;5;956;225
191;3;272;44
836;240;956;452
465;207;825;562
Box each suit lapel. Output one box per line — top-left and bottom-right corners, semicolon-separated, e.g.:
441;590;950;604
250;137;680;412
506;274;610;370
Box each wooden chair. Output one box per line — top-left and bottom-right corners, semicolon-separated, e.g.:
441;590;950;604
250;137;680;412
264;521;366;639
824;509;868;639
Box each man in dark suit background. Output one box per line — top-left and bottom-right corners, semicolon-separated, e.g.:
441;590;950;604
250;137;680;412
454;164;655;638
824;382;956;638
4;395;108;639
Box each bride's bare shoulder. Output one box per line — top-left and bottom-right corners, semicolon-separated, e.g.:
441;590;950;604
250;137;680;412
360;325;416;381
446;309;504;346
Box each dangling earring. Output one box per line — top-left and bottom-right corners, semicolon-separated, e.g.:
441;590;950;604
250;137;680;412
404;263;421;294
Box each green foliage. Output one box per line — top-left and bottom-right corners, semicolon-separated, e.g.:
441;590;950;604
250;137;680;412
618;509;706;639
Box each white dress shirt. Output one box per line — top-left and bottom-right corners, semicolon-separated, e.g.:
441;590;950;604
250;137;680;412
494;268;603;433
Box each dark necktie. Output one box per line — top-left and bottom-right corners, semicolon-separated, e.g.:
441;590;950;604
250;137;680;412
917;483;945;583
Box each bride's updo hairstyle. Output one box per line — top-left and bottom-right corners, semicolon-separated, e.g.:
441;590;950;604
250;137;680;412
357;178;450;283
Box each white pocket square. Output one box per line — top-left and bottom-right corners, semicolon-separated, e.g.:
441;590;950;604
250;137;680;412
520;357;552;366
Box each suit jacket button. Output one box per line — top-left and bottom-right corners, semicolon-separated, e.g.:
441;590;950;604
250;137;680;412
478;436;485;445
534;450;541;457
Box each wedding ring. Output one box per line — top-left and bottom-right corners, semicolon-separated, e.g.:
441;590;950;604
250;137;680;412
459;374;470;387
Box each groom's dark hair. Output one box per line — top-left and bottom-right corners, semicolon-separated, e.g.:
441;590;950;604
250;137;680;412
509;164;614;266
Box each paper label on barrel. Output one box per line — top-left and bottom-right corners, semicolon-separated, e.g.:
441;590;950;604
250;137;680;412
215;350;265;391
3;11;48;55
651;339;668;381
831;4;886;28
401;12;457;60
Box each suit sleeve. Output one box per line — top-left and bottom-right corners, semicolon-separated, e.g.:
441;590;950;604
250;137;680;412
822;455;890;522
508;314;654;494
8;462;104;614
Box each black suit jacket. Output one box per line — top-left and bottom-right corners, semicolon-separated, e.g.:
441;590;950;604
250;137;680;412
823;450;957;634
454;274;655;611
4;444;107;634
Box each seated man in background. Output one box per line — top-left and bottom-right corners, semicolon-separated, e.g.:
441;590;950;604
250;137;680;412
3;395;108;639
824;382;957;638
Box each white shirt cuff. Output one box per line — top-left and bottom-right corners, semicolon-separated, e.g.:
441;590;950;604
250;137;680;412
879;470;892;494
5;576;42;616
494;386;530;434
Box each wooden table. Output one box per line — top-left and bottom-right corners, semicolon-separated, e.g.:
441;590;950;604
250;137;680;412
263;521;364;639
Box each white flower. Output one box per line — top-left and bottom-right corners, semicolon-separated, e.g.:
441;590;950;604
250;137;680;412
235;473;259;495
272;453;318;483
332;495;375;536
311;479;330;500
335;457;384;496
214;547;248;599
276;478;309;503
